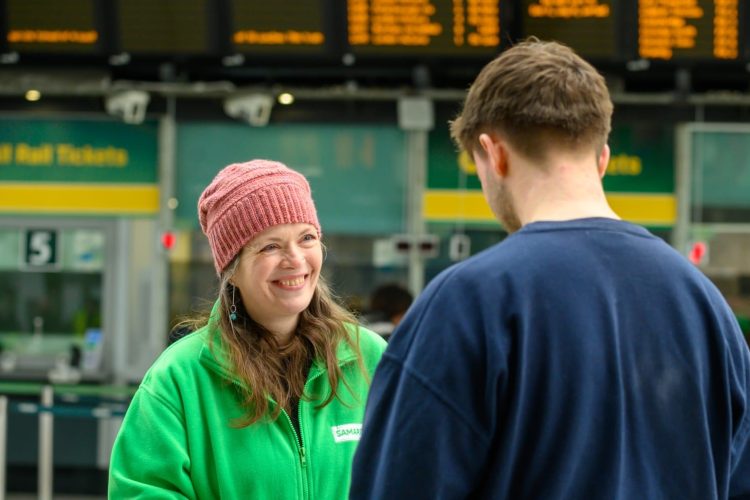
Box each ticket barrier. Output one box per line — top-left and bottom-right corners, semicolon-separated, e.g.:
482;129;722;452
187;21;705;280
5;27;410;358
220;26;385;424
0;383;135;500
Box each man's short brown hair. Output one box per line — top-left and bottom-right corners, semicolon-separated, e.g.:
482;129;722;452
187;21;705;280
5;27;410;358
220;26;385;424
450;39;613;162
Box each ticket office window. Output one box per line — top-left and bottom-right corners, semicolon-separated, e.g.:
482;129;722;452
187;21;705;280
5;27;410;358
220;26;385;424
0;225;106;376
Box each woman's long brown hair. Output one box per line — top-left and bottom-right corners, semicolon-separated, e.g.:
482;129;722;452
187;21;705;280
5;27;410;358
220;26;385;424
181;255;367;427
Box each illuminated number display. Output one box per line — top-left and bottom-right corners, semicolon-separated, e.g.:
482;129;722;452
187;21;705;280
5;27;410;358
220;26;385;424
522;0;617;59
5;0;99;54
116;0;211;54
346;0;500;56
638;0;739;60
230;0;327;54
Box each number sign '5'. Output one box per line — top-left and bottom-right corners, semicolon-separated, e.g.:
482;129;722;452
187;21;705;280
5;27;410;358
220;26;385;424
23;229;60;269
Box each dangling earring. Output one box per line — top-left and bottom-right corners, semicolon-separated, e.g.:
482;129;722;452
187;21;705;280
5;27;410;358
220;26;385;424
229;285;238;321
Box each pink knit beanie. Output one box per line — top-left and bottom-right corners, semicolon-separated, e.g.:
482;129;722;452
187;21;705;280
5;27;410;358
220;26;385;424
198;159;321;274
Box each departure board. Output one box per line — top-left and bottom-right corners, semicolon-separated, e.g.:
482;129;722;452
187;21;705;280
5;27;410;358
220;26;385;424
522;0;617;59
638;0;739;60
5;0;100;54
116;0;211;54
346;0;500;56
230;0;328;54
2;0;748;71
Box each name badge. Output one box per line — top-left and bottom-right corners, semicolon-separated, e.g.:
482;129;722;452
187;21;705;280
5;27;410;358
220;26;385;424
331;423;362;443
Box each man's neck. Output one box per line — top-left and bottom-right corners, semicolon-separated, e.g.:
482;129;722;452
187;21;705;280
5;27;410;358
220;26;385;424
513;161;620;226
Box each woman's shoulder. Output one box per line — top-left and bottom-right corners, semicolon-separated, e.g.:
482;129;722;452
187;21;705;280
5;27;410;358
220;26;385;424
344;322;387;362
141;327;210;385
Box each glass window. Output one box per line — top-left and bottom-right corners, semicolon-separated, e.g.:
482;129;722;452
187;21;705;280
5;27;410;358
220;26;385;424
0;226;104;376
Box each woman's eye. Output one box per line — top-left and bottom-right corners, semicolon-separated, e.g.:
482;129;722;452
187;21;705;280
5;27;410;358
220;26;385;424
260;244;279;252
301;233;317;243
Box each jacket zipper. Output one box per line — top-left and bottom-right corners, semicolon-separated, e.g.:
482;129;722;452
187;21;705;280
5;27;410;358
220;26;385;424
283;368;325;500
282;410;308;499
227;377;309;491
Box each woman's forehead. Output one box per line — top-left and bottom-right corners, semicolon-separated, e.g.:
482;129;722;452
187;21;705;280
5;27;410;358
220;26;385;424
252;223;317;240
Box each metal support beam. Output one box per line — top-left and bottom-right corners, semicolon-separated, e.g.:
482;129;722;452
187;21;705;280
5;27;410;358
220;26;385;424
0;396;6;500
149;97;177;359
405;130;428;295
399;97;434;296
2;70;750;107
38;386;53;500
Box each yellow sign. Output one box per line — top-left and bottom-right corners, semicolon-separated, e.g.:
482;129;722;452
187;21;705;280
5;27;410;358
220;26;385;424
0;183;159;214
423;189;676;226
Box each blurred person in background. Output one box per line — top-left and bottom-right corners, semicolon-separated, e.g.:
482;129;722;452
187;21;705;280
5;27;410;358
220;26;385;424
360;283;413;341
351;39;750;499
110;159;386;498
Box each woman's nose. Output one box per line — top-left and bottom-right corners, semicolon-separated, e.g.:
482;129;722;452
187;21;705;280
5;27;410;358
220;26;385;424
282;245;305;266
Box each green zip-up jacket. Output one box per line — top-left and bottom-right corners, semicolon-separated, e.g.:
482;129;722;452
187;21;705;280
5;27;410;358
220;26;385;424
109;320;386;499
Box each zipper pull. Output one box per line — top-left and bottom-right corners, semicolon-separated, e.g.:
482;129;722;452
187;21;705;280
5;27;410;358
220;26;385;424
300;446;307;467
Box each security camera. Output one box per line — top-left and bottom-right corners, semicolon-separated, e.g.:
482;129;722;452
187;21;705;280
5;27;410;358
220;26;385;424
105;90;150;125
223;94;274;127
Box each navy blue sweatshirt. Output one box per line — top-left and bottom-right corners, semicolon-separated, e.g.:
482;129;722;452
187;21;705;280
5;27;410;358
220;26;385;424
351;218;750;499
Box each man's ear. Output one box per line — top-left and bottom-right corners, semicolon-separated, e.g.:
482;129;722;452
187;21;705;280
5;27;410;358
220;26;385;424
597;144;611;179
478;133;509;177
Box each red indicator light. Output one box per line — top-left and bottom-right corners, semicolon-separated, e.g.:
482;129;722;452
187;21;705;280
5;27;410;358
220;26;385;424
688;241;707;265
161;231;176;250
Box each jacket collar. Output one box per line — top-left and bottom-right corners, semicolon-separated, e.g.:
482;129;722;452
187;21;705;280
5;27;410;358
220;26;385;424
198;300;360;387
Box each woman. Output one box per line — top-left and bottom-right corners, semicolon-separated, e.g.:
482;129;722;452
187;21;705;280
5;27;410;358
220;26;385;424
109;160;387;499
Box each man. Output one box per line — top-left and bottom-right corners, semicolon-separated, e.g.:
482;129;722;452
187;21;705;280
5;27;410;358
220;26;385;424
350;39;750;499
